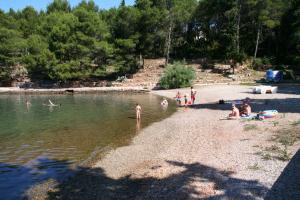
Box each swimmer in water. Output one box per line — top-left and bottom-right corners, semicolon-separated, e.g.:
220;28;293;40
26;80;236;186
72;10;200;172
43;99;59;107
136;103;142;120
161;98;168;106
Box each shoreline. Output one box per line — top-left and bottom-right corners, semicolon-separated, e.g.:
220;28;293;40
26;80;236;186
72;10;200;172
27;84;300;199
0;86;149;94
1;81;300;94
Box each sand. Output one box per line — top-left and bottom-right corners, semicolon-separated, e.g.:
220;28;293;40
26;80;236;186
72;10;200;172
28;84;300;199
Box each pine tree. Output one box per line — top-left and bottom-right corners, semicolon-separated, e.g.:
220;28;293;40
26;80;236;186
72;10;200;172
120;0;126;7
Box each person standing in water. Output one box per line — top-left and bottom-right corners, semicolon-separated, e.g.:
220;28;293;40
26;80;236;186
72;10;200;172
136;103;142;120
25;99;31;111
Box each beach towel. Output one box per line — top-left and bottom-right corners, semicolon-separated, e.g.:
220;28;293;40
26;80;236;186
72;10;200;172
258;110;278;119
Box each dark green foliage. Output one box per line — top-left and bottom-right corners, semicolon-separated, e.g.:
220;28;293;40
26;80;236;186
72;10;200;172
0;0;298;83
120;0;126;7
23;34;57;79
0;27;26;66
279;0;300;66
159;62;195;89
47;0;71;13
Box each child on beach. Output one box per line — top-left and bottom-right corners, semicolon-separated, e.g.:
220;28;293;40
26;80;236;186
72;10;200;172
175;91;181;105
191;86;196;104
136;103;142;120
184;94;188;106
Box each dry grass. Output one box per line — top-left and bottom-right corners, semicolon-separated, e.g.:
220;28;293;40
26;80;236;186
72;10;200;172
272;127;300;146
291;120;300;127
244;124;259;131
256;145;291;161
256;126;299;161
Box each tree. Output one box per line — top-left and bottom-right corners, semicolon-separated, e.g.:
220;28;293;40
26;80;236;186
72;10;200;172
0;27;26;81
23;34;57;79
0;28;26;66
76;0;99;12
47;0;71;13
72;6;112;68
0;0;294;83
120;0;126;7
166;0;198;60
244;0;286;61
194;0;237;59
110;6;140;73
135;0;167;58
279;0;300;65
18;6;39;38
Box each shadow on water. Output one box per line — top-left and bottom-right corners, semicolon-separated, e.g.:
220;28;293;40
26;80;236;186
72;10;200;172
40;160;269;200
187;97;300;114
265;149;300;200
0;157;74;200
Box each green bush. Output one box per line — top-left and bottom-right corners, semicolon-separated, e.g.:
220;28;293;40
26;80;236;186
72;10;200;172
159;62;196;89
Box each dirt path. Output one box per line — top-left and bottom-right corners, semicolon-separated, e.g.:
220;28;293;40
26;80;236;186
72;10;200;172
41;85;300;200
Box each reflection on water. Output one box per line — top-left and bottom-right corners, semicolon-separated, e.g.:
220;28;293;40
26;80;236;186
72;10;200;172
0;93;176;199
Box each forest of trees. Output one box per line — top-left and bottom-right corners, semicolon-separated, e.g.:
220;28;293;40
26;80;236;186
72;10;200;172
0;0;299;83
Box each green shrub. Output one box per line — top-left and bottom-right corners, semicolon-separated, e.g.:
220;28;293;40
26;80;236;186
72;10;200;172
253;57;275;70
159;62;196;89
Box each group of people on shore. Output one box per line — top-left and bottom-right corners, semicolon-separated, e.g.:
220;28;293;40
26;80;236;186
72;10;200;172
175;86;197;106
228;98;252;119
135;87;197;120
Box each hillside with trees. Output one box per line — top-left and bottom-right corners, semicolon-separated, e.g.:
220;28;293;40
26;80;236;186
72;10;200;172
0;0;299;86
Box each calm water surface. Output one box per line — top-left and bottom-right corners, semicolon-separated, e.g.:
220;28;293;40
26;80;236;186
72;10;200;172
0;93;176;199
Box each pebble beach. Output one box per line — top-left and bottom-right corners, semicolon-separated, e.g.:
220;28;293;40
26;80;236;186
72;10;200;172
26;84;300;199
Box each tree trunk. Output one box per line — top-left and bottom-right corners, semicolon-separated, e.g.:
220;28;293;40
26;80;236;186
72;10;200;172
254;26;261;61
236;0;241;54
165;23;172;66
139;53;144;68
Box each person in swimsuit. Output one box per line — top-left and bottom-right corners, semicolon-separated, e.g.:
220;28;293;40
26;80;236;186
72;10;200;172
191;86;196;104
241;102;252;116
161;98;168;106
240;98;252;116
25;99;31;111
175;91;181;105
184;94;188;105
136;103;142;120
228;104;240;119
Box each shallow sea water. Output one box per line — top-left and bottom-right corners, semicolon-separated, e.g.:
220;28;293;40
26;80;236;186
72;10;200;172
0;93;176;199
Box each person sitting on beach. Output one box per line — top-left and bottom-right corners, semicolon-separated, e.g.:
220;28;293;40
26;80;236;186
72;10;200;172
228;104;240;119
136;103;142;120
175;91;181;105
240;99;252;116
161;98;168;106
